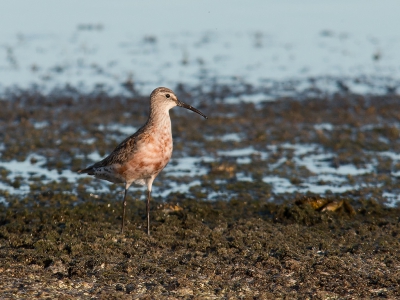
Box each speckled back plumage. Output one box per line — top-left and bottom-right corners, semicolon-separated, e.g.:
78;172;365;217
80;126;144;172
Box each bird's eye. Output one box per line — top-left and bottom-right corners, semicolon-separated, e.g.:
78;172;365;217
166;94;170;98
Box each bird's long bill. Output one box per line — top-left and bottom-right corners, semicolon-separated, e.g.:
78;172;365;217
177;100;208;119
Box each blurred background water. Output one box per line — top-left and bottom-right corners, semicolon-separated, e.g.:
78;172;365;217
1;0;399;95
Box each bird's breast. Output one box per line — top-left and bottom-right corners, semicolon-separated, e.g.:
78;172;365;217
120;126;173;181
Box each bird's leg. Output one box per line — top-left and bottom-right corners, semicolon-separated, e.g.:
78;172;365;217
147;189;151;236
121;187;128;233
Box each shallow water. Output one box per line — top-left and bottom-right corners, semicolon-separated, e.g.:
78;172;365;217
1;136;398;206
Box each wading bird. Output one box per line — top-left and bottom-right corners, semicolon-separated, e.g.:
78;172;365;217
78;87;207;235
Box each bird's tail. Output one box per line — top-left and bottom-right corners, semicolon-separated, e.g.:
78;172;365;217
77;167;94;175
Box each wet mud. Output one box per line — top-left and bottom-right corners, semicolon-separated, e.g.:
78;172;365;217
1;196;399;299
0;87;400;298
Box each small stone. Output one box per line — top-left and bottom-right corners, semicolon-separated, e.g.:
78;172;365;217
126;283;135;294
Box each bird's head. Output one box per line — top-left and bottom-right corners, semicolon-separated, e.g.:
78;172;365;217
150;87;208;119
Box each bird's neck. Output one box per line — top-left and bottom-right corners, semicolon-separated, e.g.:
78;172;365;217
147;109;172;131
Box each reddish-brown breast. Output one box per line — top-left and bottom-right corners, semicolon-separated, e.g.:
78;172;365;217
117;126;173;183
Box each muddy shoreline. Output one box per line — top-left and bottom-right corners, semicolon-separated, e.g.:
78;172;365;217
0;88;400;298
1;196;399;298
